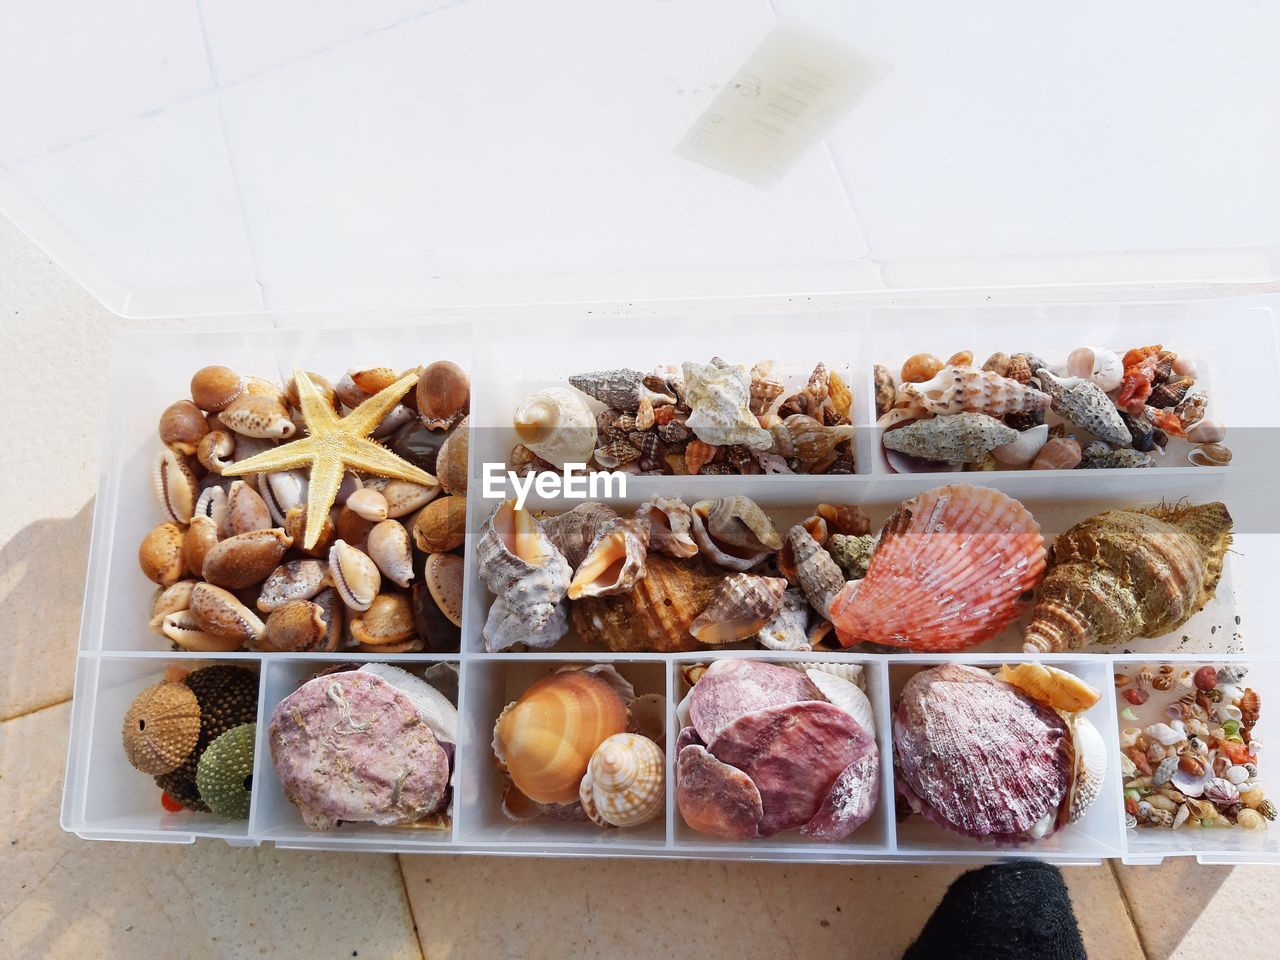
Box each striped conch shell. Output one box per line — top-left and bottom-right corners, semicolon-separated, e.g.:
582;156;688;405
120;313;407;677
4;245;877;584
689;573;788;645
902;366;1050;417
579;733;665;828
480;499;572;652
513;387;597;468
1023;502;1232;653
541;501;619;569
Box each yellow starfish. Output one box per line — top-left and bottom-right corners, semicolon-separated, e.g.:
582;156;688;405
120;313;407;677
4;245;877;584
223;369;437;548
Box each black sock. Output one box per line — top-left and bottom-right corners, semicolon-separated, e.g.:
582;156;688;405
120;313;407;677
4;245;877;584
903;861;1087;960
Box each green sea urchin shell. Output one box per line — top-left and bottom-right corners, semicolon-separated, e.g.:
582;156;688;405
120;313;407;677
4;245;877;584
197;723;256;819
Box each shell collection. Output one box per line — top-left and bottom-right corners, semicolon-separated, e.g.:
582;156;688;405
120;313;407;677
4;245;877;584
510;360;856;476
877;345;1226;471
893;663;1106;843
1115;663;1268;832
138;362;469;655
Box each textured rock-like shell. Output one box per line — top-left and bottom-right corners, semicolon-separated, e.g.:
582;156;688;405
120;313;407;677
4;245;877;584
571;555;721;652
634;496;698;559
257;560;327;613
992;423;1049;467
567;518;650;599
328;539;382;612
830;485;1045;651
358;663;457;744
687;659;820;743
514;387;597;468
493;671;628;805
682;359;772;449
569;368;672;410
202;528;291;590
689;573;787;645
153;448;197;525
755;588;811;651
541;501;619;569
826;534;876;581
691;497;779;571
367;519;415;588
1064;715;1107;825
268;671;449;830
122;682;201;775
995;662;1101;713
787;525;846;616
189;582;265;646
676;744;763;840
579;733;665;828
479;500;572;652
903;366;1050;417
882;413;1017;464
1035;369;1130;447
1023;502;1232;652
894;664;1070;841
1066;346;1124;392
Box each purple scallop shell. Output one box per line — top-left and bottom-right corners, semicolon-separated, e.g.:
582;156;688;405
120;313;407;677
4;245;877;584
892;663;1069;842
675;724;703;752
688;660;821;744
676;744;763;841
802;741;880;841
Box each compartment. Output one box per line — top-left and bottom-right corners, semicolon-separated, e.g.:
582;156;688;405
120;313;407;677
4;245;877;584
252;654;461;849
669;650;894;854
887;654;1125;861
455;656;669;849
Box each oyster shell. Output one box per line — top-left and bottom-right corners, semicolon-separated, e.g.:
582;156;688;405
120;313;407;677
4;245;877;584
681;359;772;449
635;496;699;559
579;733;665;828
686;659;820;743
567;518;650;600
513;387;597;468
688;573;787;645
902;366;1050;417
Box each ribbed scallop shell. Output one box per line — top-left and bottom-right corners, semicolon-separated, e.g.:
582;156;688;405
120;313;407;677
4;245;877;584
902;366;1050;417
493;671;628;805
567;518;650;600
122;682;201;775
995;662;1101;713
1023;502;1231;653
635;496;698;558
570;555;720;652
894;664;1071;842
1064;715;1107;825
829;485;1046;651
541;501;619;569
579;733;665;828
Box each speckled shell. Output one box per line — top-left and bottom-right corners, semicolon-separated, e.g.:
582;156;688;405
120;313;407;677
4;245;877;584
153;448;197;525
367;518;415;588
148;579;197;636
1023;502;1232;652
139;521;187;586
1035;370;1131;447
689;573;787;645
894;664;1071;841
571;555;721;652
189;582;265;646
830;485;1046;651
1064;715;1107;825
690;496;780;571
995;662;1101;713
681;359;773;449
202;528;291;590
826;533;876;581
435;417;469;495
882;412;1017;464
328;539;382;612
676;744;764;840
634;496;699;559
268;671;450;829
416;360;470;430
1066;346;1124;392
122;682;201;775
569;368;673;410
257;559;327;612
225;480;272;535
350;593;418;647
513;387;597;468
219;394;296;440
494;670;628;805
786;524;846;617
568;518;650;599
755;588;811;651
579;733;665;828
540;502;619;569
903;366;1051;417
478;501;572;652
687;659;821;743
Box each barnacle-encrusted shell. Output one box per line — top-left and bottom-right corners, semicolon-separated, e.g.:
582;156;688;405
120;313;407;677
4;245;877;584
202;528;292;590
219;394;296;440
676;744;763;840
755;588;811;651
830;485;1046;651
579;733;665;828
894;664;1070;841
688;573;787;645
189;582;265;646
268;671;449;829
1066;346;1124;392
367;518;415;588
257;559;327;612
541;501;619;569
479;500;572;652
416;360;470;430
1023;502;1232;652
328;539;382;612
903;366;1051;417
786;525;848;618
882;412;1016;464
494;670;628;805
514;387;597;468
687;659;820;743
568;518;650;599
153;449;197;525
826;533;876;581
196;723;256;819
682;359;772;449
571;555;721;652
995;662;1101;713
1064;715;1107;825
1035;369;1131;447
140;521;187;586
569;368;673;410
690;496;780;571
122;682;201;775
635;496;699;559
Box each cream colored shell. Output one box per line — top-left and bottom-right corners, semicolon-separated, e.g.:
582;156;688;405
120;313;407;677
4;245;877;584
579;733;665;828
513;387;597;468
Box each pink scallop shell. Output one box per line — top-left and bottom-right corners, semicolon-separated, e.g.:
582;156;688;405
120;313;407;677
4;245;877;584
688;659;822;744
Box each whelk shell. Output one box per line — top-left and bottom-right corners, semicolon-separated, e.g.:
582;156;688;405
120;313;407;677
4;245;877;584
579;733;665;828
478;500;572;652
690;496;780;571
770;414;854;472
567;518;650;600
1035;369;1131;447
902;366;1050;417
514;388;597;468
569;368;673;411
688;573;787;645
542;501;619;569
328;539;382;612
257;559;328;612
786;524;845;617
152;449;197;525
188;582;265;646
202;528;292;590
367;519;415;588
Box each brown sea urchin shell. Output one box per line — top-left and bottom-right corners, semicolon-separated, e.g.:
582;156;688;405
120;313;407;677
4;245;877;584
122;682;201;775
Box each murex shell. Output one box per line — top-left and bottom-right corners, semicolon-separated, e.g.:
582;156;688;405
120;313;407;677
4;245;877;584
569;368;673;411
1023;502;1232;652
567;518;650;600
681;359;772;449
579;733;665;828
1035;369;1131;447
690;496;780;571
635;496;699;559
894;664;1071;841
479;500;573;652
882;413;1017;464
513;386;597;468
571;554;720;652
902;366;1050;417
829;485;1046;651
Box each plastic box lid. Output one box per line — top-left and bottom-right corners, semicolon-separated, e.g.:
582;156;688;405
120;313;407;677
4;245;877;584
1;0;1278;318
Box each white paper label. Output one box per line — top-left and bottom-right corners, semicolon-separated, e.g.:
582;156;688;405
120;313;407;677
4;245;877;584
675;19;891;188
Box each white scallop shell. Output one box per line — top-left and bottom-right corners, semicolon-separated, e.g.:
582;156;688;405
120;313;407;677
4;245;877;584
1066;346;1123;392
804;669;875;735
1067;715;1107;824
579;732;665;828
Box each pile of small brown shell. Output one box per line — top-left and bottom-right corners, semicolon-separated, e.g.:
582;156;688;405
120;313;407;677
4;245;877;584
509;360;856;476
139;361;469;654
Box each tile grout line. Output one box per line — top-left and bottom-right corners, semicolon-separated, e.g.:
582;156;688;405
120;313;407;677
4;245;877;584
1107;860;1152;960
0;694;72;725
395;854;429;960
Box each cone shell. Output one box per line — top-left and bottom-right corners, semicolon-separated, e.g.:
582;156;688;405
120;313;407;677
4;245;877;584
787;525;846;617
541;501;620;570
682;359;772;449
883;412;1017;464
894;664;1071;841
514;387;597;468
688;573;787;645
1023;502;1232;652
568;518;650;599
635;496;698;558
579;733;665;828
830;485;1046;651
122;682;201;775
493;671;628;805
1064;715;1107;826
570;555;720;652
691;496;780;571
1035;369;1131;447
996;662;1101;713
902;366;1050;417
